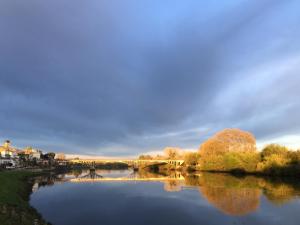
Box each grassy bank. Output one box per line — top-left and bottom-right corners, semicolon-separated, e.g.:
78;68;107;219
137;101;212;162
0;171;50;225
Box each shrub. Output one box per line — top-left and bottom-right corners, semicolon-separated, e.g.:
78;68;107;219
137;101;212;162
199;152;260;173
184;152;201;166
257;145;300;175
261;144;288;160
200;154;226;171
223;152;260;173
256;154;291;175
287;150;300;165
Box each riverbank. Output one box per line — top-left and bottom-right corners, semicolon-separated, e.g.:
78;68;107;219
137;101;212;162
0;170;50;225
153;163;300;178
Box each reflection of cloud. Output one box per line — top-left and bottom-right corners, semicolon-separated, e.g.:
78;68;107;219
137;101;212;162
199;186;261;216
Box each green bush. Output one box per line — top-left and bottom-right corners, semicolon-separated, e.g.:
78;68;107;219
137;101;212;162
223;152;260;173
199;152;260;173
198;139;300;176
184;152;201;166
200;154;225;171
261;144;288;159
256;145;300;175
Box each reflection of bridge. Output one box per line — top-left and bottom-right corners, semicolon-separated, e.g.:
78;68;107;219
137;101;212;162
79;170;103;179
69;167;185;183
69;159;185;169
70;176;185;183
70;171;185;183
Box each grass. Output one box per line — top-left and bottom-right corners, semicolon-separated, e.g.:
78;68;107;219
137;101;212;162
0;170;50;225
0;171;33;206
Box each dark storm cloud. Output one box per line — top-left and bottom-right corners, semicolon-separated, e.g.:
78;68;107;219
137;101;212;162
0;0;300;155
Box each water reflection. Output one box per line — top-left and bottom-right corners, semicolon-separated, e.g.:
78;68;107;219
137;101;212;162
31;170;300;219
196;174;261;215
260;178;300;205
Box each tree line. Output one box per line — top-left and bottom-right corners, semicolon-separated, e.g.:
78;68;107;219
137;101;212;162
138;128;300;176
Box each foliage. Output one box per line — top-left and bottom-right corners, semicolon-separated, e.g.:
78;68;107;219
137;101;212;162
199;129;257;172
261;144;288;159
256;145;300;176
163;147;183;159
200;154;225;171
200;152;260;173
199;138;300;175
200;129;256;158
184;152;201;166
153;154;166;160
137;129;300;176
43;152;55;160
198;129;300;175
223;152;261;173
138;155;153;160
18;153;29;161
288;150;300;164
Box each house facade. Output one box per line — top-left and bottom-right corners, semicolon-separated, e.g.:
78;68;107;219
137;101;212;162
23;148;42;160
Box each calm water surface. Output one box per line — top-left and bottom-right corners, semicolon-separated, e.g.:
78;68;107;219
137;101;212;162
30;170;300;225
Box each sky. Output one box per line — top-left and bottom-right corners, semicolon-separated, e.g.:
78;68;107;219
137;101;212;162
0;0;300;156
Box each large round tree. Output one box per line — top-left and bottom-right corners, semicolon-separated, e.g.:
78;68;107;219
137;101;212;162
200;128;256;156
199;128;258;171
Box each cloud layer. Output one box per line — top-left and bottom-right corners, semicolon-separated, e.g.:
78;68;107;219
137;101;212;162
1;0;300;155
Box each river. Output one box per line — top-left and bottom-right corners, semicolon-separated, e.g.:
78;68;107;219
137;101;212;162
30;169;300;225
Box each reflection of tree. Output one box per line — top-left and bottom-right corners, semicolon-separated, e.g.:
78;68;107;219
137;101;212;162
196;174;261;216
136;169;184;179
259;179;300;205
263;184;295;205
164;181;182;192
184;175;202;186
186;173;300;215
199;186;261;216
33;174;70;190
72;169;83;178
137;170;166;179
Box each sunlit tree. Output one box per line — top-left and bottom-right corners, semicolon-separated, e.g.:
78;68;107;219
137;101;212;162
199;128;257;171
164;147;183;159
200;128;256;157
261;144;288;159
138;155;153;160
184;152;200;166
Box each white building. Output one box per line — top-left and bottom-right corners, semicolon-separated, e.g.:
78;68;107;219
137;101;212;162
29;149;42;160
55;153;66;161
23;148;42;160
